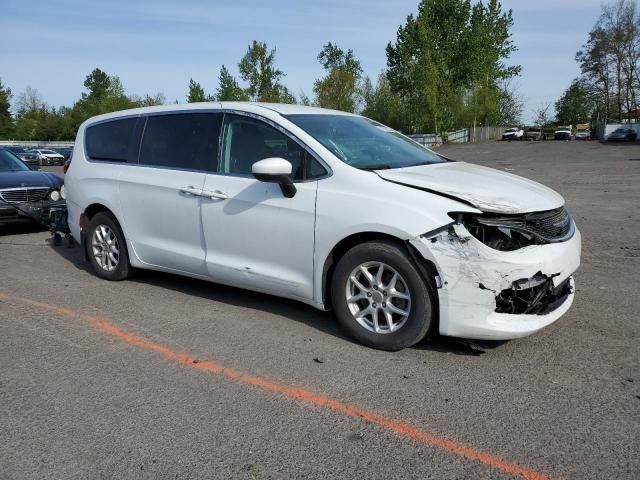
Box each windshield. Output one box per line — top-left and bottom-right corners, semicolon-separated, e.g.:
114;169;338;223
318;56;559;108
41;149;57;154
285;114;444;170
0;150;30;172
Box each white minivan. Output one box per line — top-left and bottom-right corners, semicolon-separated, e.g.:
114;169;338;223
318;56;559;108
65;103;581;350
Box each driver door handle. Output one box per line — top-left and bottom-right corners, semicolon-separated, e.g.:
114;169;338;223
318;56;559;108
203;190;229;200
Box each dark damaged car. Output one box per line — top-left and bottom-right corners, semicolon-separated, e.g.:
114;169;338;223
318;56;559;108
607;128;638;142
0;149;65;226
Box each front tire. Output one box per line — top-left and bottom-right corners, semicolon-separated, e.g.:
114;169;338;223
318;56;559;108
331;241;434;351
86;212;131;281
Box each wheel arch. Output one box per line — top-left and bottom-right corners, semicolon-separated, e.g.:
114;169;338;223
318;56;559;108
82;202;129;262
84;202;112;221
320;232;440;328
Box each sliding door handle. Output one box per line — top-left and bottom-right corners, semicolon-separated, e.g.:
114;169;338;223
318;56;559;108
179;186;203;197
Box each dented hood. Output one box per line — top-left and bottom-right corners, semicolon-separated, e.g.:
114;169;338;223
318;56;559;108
376;161;564;214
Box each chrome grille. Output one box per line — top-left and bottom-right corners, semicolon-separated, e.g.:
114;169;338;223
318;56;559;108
0;187;50;204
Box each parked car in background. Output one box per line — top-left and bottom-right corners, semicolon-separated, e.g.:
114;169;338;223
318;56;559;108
554;126;573;140
574;128;591;140
502;127;523;141
29;149;65;166
607;128;638;142
6;147;41;169
65;102;581;351
524;127;544;141
57;147;73;161
0;149;65;226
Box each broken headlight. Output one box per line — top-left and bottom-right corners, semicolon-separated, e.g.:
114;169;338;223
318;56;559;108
450;207;574;251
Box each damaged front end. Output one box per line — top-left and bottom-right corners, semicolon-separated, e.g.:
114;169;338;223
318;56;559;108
494;273;573;315
410;207;581;340
454;206;575;251
0;187;65;227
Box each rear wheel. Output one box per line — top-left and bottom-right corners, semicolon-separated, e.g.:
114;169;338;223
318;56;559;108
331;241;434;351
86;212;131;281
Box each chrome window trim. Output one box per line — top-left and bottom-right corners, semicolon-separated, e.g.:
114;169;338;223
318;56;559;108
82;108;333;182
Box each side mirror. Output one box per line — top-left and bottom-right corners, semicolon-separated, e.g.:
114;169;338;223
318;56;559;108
252;157;297;198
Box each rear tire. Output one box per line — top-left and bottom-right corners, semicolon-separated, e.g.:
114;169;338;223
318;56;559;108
86;212;131;281
331;241;434;351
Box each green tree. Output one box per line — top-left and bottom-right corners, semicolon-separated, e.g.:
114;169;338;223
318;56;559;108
361;73;407;131
0;77;13;139
313;43;362;112
13;86;50;140
238;40;288;102
83;68;111;104
298;91;312;106
187;78;207;103
215;65;249;101
576;0;639;122
136;92;166;107
278;85;296;104
8;68;166;140
555;79;593;125
466;0;521;125
386;0;520;133
99;76;138;112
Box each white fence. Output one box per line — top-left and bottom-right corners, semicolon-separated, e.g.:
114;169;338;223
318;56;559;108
0;140;75;148
409;126;505;145
409;129;469;146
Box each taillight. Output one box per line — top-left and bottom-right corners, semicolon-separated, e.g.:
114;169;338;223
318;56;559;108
63;160;70;174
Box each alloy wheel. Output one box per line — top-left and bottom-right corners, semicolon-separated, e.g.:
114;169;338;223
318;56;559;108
345;261;411;334
91;224;120;272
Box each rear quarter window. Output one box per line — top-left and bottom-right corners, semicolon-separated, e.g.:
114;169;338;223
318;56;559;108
85;118;138;162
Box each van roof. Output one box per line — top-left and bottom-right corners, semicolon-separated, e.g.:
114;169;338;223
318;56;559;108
81;102;354;127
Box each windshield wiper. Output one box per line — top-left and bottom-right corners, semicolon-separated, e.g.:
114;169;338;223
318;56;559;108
357;164;396;171
327;140;348;162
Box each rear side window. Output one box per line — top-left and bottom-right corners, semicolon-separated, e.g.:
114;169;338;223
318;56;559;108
85;118;138;162
139;113;222;172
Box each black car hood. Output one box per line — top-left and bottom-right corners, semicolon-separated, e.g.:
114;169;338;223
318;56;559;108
0;171;63;190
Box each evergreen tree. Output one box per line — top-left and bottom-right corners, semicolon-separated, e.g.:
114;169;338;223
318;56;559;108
0;78;13;139
187;78;207;103
215;66;248;101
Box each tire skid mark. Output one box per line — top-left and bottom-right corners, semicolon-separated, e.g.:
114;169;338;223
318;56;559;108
0;291;550;480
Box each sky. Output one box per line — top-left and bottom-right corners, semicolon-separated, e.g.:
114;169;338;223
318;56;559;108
0;0;606;124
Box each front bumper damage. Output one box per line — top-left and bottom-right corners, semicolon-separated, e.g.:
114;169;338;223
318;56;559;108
0;200;65;227
410;223;581;340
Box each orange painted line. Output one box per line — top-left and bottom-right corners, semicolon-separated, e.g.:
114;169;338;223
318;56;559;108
0;291;550;480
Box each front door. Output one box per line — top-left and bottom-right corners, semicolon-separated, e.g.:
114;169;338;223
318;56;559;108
201;114;318;301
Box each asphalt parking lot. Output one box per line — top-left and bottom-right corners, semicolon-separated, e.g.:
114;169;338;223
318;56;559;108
1;140;639;480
